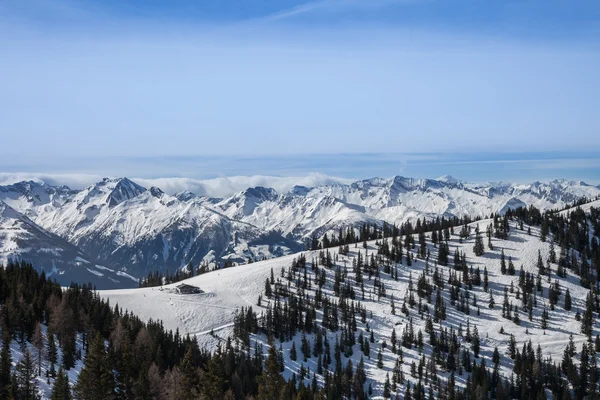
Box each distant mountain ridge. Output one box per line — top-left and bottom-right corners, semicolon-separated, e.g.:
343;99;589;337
1;175;599;288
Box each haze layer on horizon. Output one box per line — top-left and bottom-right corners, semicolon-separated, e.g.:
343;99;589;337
1;0;599;184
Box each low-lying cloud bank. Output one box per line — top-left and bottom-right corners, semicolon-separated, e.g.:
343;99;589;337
0;172;353;198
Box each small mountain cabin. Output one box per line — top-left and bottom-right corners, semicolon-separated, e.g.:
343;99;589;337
175;283;202;294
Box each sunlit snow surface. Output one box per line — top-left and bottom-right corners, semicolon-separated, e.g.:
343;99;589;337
101;203;597;397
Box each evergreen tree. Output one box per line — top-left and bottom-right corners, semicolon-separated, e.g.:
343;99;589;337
383;373;391;398
32;322;44;377
564;288;572;311
537;250;545;275
0;339;12;398
15;350;39;400
473;226;485;256
50;368;72;400
177;345;199;399
507;257;515;275
47;331;58;378
471;326;480;358
258;341;285;400
73;334;116;400
290;341;297;362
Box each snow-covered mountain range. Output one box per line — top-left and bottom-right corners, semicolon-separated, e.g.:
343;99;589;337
0;176;599;288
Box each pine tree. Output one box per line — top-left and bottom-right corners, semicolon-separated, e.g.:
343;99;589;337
500;250;507;274
582;292;594;337
201;353;225;400
471;326;480;358
177;345;199;399
258;341;285;400
383;373;391;398
32;322;44;377
50;367;72;400
290;341;297;361
47;331;58;378
541;307;549;330
549;242;556;263
473;226;485;256
508;334;517;359
537;250;545;275
61;332;76;370
15;350;39;400
0;338;12;398
507;257;515;275
492;347;500;365
73;334;116;400
564;288;572;311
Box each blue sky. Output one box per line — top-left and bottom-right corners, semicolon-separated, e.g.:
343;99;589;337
1;0;599;183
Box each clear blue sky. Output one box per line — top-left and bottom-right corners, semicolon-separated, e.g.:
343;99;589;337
1;0;599;182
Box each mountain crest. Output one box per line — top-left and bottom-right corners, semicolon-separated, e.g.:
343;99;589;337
98;177;146;207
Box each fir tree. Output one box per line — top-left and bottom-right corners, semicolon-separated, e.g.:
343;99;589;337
564;288;572;311
0;338;12;398
471;326;480;358
47;331;58;378
16;350;39;400
258;341;285;400
473;226;485;256
177;345;200;399
73;334;116;400
32;322;44;377
50;367;72;400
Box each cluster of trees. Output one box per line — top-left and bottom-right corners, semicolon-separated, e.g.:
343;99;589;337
0;261;282;400
307;214;483;252
139;260;236;288
232;201;600;398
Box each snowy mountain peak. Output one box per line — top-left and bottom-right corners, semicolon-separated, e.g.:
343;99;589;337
104;177;146;207
389;175;453;192
241;186;278;201
149;186;165;198
77;177;146;208
288;185;311;196
175;190;198;202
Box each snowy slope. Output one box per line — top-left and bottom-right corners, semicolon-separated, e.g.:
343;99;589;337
100;209;599;397
0;200;134;288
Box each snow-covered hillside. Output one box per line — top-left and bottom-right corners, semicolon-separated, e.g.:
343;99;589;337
100;202;600;397
0;200;136;288
1;175;598;288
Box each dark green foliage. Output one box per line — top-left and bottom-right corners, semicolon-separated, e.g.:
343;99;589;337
73;333;115;400
50;368;71;400
15;350;38;400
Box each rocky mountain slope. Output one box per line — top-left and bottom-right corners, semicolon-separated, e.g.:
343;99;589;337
0;175;598;288
0;200;136;288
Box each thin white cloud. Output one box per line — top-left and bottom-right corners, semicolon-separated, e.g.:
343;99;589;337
260;0;420;22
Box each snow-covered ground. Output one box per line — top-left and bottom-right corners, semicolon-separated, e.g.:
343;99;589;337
100;214;599;397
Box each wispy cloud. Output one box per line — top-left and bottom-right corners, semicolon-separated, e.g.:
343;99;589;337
258;0;421;23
